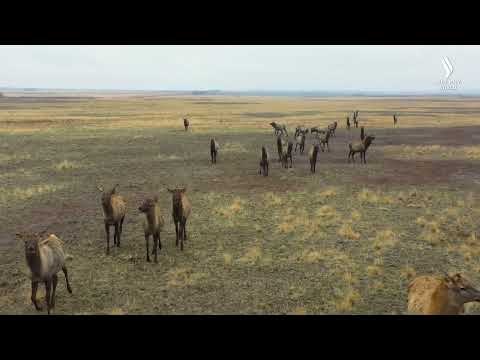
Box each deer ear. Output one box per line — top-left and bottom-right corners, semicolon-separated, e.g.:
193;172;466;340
112;184;119;194
97;185;104;192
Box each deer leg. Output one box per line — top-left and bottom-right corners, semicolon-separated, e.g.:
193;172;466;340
119;216;124;236
45;280;52;315
145;234;150;262
51;274;58;309
174;221;179;247
31;281;42;311
364;151;367;164
184;220;188;242
153;235;158;264
179;224;184;251
115;223;120;247
105;223;110;255
62;266;72;293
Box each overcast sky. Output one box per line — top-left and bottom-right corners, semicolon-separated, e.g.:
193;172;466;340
0;45;478;92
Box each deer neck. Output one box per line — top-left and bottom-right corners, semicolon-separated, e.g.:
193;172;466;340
26;249;43;279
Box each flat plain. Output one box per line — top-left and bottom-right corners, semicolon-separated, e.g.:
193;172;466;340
2;94;480;314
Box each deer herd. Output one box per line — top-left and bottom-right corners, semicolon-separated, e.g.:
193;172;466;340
16;111;480;315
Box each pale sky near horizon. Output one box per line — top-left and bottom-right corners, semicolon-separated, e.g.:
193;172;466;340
1;45;479;92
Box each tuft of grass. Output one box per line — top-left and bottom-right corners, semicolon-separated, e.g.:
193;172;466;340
157;153;182;161
367;259;384;278
351;210;362;222
372;229;398;253
288;307;307;315
0;184;66;203
53;160;80;171
222;142;249;153
263;192;283;207
338;222;360;240
400;265;416;280
166;268;207;288
335;287;361;313
238;245;262;265
318;187;337;198
223;253;233;266
316;205;338;220
108;308;126;315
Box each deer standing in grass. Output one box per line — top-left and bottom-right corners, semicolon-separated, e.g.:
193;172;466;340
168;187;191;251
309;144;320;173
98;184;126;255
348;135;375;164
19;233;73;315
210;138;219;164
259;146;269;176
138;196;165;263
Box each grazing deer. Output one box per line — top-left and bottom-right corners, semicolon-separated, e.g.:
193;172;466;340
167;187;191;251
309;144;320;173
18;232;73;315
210;138;219;164
97;184;126;255
348;135;375;164
138;196;165;263
184;118;189;131
259;146;269;176
408;273;480;315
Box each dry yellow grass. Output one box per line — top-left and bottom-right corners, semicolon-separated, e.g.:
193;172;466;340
166;268;207;288
338;222;361;240
288;306;307;315
53;160;80;171
0;184;65;203
335;287;361;313
238;245;262;265
372;229;398;253
383;145;480;160
400;265;417;280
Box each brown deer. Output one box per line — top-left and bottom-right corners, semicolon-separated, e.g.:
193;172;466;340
97;184;126;255
393;114;398;127
408;273;480;315
259;146;269;176
18;232;73;315
167;187;191;251
210;138;219;164
138;196;165;263
281;141;293;168
348;135;375;164
309;144;320;173
184;118;189;131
